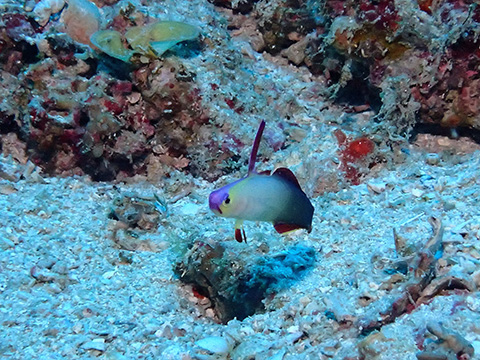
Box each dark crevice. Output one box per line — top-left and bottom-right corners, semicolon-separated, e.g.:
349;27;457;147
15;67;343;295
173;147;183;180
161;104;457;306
411;123;480;144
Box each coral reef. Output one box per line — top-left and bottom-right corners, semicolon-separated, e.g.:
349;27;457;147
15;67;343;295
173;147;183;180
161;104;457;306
317;0;480;134
0;13;39;74
218;0;480;138
2;0;479;188
0;2;213;181
22;55;210;181
255;0;319;55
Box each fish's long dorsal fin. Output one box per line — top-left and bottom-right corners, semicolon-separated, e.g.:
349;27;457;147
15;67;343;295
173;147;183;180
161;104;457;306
248;120;266;175
272;167;302;190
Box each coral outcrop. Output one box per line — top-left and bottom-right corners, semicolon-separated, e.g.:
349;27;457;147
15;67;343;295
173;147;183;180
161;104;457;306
0;2;213;181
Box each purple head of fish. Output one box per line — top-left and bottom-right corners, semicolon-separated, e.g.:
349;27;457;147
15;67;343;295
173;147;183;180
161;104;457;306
209;179;243;215
209;188;228;214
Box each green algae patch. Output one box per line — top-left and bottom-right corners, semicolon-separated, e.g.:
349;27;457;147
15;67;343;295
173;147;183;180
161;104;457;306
126;21;200;57
146;21;200;56
124;26;151;54
91;21;200;62
91;30;134;62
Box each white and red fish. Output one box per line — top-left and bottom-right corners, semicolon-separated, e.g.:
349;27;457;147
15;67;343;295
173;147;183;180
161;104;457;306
209;121;314;242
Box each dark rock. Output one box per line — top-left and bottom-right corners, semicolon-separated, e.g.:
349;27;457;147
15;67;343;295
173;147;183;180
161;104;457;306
175;242;316;323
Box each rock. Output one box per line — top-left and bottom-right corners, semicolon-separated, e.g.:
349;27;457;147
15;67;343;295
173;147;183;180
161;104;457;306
367;180;387;194
411;188;424;198
231;336;272;359
471;269;480;288
425;153;440;166
102;271;116;279
281;36;309;65
195;336;232;355
81;338;106;352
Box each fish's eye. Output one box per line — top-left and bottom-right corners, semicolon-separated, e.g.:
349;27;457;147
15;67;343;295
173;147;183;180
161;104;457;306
224;196;230;205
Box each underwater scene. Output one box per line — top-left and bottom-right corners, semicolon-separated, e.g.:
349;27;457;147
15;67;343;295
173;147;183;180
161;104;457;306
1;0;480;359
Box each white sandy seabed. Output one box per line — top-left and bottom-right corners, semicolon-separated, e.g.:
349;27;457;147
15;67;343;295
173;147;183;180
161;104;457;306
1;134;480;360
1;0;480;358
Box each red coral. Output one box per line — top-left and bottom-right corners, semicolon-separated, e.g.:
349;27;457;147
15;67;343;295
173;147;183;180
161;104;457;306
418;0;433;14
358;0;399;32
221;134;244;152
29;109;50;131
110;81;132;96
103;99;124;115
224;97;244;114
414;328;426;350
60;128;84;146
334;129;375;185
128;112;155;138
343;137;375;162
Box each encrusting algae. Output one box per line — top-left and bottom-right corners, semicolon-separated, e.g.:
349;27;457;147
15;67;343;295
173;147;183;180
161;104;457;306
90;30;134;63
91;21;200;62
126;21;200;56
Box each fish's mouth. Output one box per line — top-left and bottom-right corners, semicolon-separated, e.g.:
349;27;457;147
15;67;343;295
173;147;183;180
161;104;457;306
210;204;222;215
208;194;222;214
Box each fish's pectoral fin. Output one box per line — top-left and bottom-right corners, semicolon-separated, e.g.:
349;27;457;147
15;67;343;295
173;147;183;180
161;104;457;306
234;220;246;243
273;222;304;234
235;228;246;243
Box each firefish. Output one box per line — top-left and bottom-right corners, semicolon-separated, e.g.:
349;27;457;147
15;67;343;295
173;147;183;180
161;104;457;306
209;120;314;242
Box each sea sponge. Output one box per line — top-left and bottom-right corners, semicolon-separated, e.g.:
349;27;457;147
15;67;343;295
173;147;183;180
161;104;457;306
62;0;102;46
90;30;134;62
